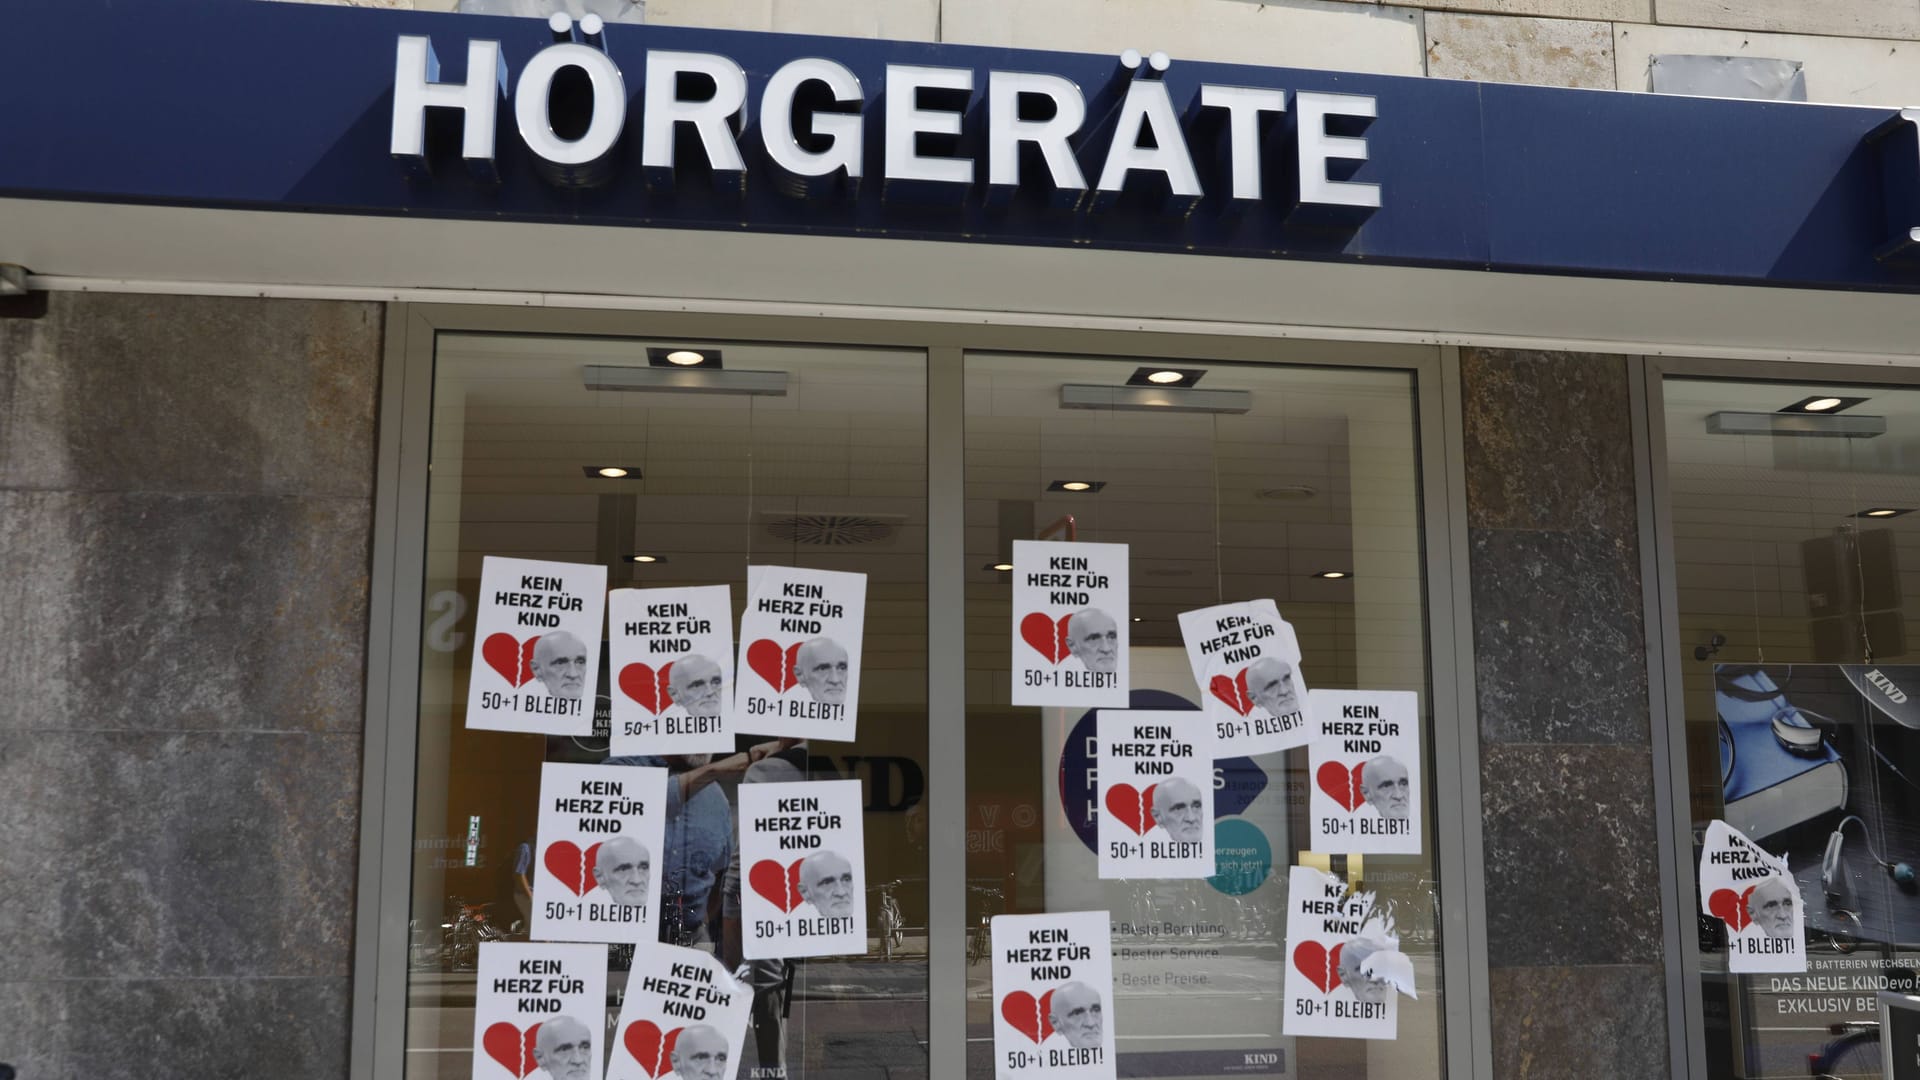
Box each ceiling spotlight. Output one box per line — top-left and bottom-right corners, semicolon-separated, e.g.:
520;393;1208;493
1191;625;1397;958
585;465;642;479
626;554;667;563
986;562;1015;572
1048;480;1106;493
1779;394;1868;414
645;347;723;369
1853;507;1915;519
1125;366;1207;388
1312;570;1352;580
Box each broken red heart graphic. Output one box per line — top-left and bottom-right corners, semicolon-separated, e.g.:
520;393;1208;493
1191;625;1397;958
1105;783;1159;836
749;857;806;913
1292;942;1345;995
1000;989;1057;1044
1708;886;1756;932
482;633;539;688
543;840;603;897
482;1021;541;1078
619;661;675;715
746;639;803;693
622;1020;683;1079
1019;612;1072;664
1316;761;1366;812
1210;669;1255;716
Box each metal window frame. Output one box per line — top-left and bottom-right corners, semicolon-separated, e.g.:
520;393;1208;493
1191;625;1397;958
1637;354;1920;1080
350;303;1489;1080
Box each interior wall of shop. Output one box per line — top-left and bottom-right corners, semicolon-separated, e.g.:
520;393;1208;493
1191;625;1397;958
0;292;382;1077
304;0;1920;104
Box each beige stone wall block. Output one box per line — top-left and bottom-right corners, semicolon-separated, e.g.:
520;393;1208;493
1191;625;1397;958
1426;12;1616;88
1653;0;1920;42
1316;0;1649;21
1615;21;1920;106
642;0;938;38
940;0;1425;76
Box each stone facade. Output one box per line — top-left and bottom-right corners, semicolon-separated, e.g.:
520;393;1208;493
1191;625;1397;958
0;293;383;1079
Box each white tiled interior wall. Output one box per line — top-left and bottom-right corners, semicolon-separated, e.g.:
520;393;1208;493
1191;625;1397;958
287;0;1920;105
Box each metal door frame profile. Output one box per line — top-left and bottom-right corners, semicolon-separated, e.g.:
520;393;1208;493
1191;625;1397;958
350;301;1489;1079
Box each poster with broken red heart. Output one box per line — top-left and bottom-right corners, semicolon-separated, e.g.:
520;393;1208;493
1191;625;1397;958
1011;540;1129;708
1281;865;1405;1040
736;778;866;959
991;909;1116;1079
472;941;608;1080
533;762;668;945
1176;599;1312;756
736;565;867;739
1095;710;1215;879
608;585;735;756
1699;819;1805;973
1306;689;1421;856
608;944;750;1080
467;556;608;735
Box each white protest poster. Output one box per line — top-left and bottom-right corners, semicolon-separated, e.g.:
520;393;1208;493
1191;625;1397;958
472;941;608;1080
736;779;867;959
1095;710;1215;879
533;762;669;944
1281;865;1409;1040
1306;690;1422;856
608;944;752;1080
608;585;735;756
467;556;608;735
1699;819;1806;973
1176;599;1312;755
1011;540;1130;708
991;910;1117;1080
736;566;867;739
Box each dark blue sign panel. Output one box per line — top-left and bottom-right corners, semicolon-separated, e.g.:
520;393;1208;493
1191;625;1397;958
1;0;1916;292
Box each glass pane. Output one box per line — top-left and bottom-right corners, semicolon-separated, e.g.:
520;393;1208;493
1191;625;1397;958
405;334;930;1079
962;353;1443;1078
1663;377;1920;1079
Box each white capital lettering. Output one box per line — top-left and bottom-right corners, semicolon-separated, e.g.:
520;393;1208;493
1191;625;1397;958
390;36;506;166
642;50;748;172
1096;78;1201;197
1296;91;1380;209
761;57;864;178
884;64;974;185
987;71;1086;189
1199;84;1285;201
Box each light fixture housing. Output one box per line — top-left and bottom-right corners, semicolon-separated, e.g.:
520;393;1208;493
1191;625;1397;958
585;365;787;396
647;347;722;369
584;465;643;478
1312;570;1353;580
1852;507;1915;519
1779;394;1868;414
1048;480;1107;493
1125;366;1207;388
1705;411;1885;438
1060;384;1251;414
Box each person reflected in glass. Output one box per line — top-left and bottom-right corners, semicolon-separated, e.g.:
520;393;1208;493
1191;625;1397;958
1360;755;1410;820
531;1015;593;1080
1749;877;1797;938
793;638;849;705
795;850;855;920
662;1023;729;1080
1148;777;1206;845
1065;609;1118;673
530;631;589;700
602;752;746;945
1046;982;1105;1050
1246;657;1300;718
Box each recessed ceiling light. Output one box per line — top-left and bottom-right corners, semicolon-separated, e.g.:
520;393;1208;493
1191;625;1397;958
1125;366;1206;388
584;465;643;479
1312;570;1352;580
1779;394;1868;414
986;562;1014;572
626;554;668;563
1131;617;1143;622
1048;480;1106;493
646;347;723;369
1853;507;1915;519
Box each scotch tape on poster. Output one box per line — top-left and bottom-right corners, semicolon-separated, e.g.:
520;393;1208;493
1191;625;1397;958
991;910;1117;1080
609;944;751;1080
533;762;669;944
1281;865;1408;1040
1306;690;1422;856
471;941;608;1080
1699;819;1805;973
1095;710;1216;879
1012;540;1129;708
608;585;735;756
737;779;867;959
736;566;867;739
1177;599;1311;756
468;556;608;735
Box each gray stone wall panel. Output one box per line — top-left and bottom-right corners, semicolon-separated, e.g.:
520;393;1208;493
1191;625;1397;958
1462;348;1637;534
1489;965;1670;1079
